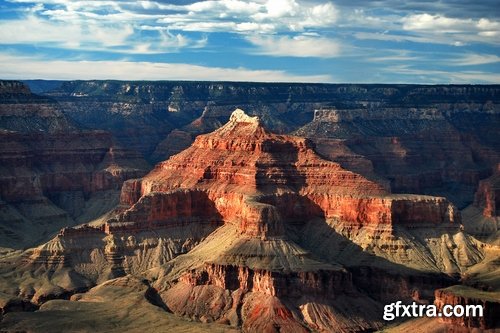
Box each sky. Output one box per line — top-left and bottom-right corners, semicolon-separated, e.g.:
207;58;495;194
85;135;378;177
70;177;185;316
0;0;499;83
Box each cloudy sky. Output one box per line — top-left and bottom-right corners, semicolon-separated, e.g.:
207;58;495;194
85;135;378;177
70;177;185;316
0;0;499;83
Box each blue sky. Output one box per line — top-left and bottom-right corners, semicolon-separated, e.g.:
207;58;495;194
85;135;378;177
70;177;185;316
0;0;499;83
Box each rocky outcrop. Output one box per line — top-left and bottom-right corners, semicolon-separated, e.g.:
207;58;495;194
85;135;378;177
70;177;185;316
107;190;223;233
97;109;481;331
163;263;380;332
155;223;385;332
460;167;500;243
0;275;239;332
474;167;500;218
434;286;500;329
179;263;353;298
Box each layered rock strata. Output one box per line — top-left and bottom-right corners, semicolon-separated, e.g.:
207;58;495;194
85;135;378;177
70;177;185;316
34;81;500;165
296;106;500;208
102;109;479;330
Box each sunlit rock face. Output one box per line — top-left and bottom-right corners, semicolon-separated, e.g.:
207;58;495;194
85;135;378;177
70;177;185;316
474;166;500;218
117;108;460;239
22;108;471;331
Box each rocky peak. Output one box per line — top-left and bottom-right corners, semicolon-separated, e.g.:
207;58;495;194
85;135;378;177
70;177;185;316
229;108;259;124
211;108;268;139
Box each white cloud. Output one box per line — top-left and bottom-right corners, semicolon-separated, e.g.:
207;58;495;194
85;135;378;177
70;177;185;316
401;13;500;43
186;0;260;15
451;53;500;66
353;31;444;44
369;53;420;62
0;12;206;53
476;18;500;30
247;34;341;58
402;13;471;32
156;0;338;33
384;64;500;84
253;0;299;20
0;53;333;82
0;15;133;48
345;9;499;47
2;0;341;56
303;2;338;27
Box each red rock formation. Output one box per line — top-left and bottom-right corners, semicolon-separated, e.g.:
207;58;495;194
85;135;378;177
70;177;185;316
108;190;222;233
179;263;353;298
7;108;484;333
474;166;500;217
116;109;458;239
163;262;380;332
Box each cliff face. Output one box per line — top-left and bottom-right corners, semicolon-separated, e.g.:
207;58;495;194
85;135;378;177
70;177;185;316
474;167;500;218
0;81;150;249
0;80;75;133
117;109;460;239
461;166;500;243
296;104;500;209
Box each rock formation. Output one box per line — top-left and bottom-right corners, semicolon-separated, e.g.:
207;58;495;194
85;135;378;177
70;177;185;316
461;165;500;244
475;167;500;218
25;80;499;216
295;105;500;209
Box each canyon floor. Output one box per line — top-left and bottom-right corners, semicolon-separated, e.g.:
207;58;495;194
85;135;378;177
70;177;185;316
0;81;499;332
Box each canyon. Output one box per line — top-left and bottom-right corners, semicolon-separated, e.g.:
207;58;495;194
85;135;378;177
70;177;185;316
0;80;499;332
